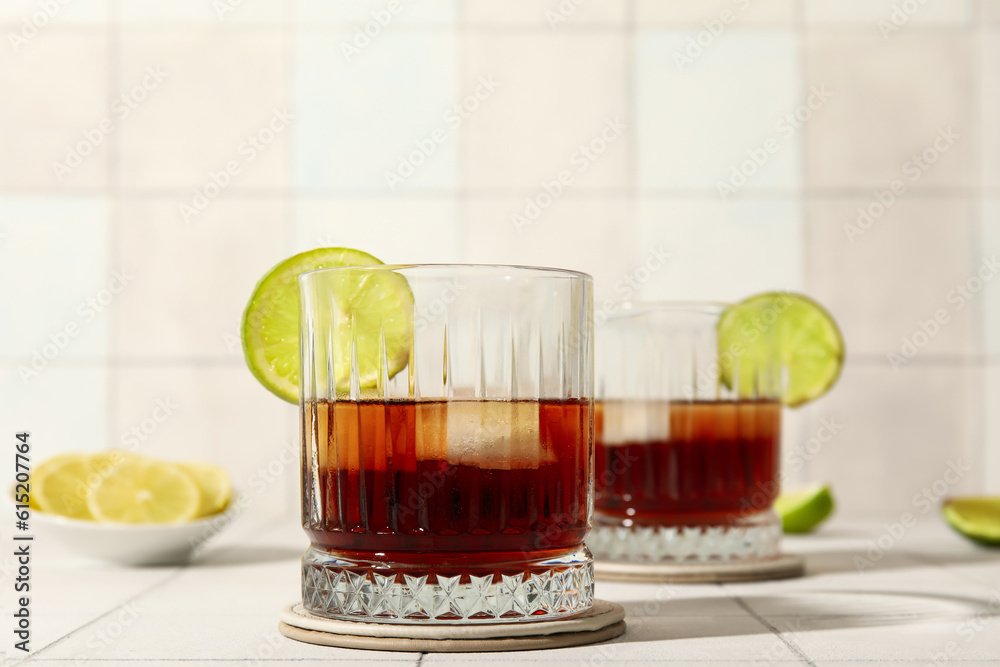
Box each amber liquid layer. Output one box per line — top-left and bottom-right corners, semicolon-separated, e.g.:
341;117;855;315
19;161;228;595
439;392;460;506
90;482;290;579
302;399;592;563
594;400;780;525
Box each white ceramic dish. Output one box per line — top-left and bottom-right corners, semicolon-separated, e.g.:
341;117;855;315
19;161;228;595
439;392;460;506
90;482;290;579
14;500;234;566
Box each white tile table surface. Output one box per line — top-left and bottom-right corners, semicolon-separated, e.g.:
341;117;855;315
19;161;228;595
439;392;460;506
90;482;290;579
9;514;1000;666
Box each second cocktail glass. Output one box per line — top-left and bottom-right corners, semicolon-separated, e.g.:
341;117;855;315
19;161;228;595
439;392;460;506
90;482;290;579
298;265;594;623
588;303;783;563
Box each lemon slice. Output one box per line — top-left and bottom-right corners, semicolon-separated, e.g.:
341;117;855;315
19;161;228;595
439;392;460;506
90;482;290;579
32;454;96;519
775;484;835;533
943;497;1000;546
241;247;413;403
87;459;201;524
180;462;232;518
718;292;845;408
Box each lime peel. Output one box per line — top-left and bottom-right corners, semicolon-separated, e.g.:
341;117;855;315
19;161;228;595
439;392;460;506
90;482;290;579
775;484;835;533
943;497;1000;547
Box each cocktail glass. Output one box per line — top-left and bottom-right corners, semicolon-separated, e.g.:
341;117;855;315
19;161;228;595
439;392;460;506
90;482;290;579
587;303;783;563
298;265;594;622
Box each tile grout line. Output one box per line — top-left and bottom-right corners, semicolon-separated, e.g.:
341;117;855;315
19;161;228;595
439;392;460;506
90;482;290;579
104;0;122;465
21;567;187;663
731;596;818;667
5;22;990;33
3;188;997;197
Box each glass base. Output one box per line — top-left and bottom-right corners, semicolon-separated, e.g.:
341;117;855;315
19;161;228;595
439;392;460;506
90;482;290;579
301;545;594;624
587;511;782;564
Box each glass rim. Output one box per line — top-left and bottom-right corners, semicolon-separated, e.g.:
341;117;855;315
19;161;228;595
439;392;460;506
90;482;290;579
298;263;592;282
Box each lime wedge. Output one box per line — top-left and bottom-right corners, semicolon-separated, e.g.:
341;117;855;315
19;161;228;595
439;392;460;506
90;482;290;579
775;484;835;533
943;497;1000;546
718;292;844;408
87;459;201;524
241;247;413;403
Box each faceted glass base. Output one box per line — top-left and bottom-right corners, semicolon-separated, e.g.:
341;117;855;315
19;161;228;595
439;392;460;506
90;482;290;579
587;511;782;563
301;546;594;624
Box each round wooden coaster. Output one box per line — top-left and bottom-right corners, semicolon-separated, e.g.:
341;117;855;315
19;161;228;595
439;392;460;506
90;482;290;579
595;553;805;584
278;599;626;653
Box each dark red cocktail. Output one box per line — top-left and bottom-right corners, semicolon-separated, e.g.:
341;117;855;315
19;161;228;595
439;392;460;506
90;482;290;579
303;399;591;560
594;399;780;526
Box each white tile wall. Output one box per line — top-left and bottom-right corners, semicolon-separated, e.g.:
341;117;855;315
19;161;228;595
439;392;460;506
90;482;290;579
983;27;1000;191
988;363;1000;491
0;28;110;188
296;0;457;25
0;197;110;359
984;199;1000;359
118;0;285;23
465;0;627;27
462;32;629;190
635;0;797;25
0;0;110;23
117;29;289;191
1;0;997;513
986;0;1000;22
0;367;108;489
637;198;804;302
636;30;801;193
799;363;983;512
803;0;974;24
293;197;461;263
465;196;633;302
985;198;1000;492
806;196;979;359
805;33;974;191
294;30;457;193
115;196;287;359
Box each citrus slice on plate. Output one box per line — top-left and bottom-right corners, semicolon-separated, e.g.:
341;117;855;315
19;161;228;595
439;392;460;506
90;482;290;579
241;247;414;403
775;484;835;534
87;459;201;524
180;462;232;518
943;497;1000;546
32;454;96;520
718;292;844;408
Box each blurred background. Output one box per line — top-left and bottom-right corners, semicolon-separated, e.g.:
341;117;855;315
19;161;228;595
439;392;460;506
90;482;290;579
2;0;996;518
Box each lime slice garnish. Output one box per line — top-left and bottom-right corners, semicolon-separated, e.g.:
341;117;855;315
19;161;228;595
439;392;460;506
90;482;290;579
87;459;201;524
241;247;413;403
718;292;844;408
775;484;835;533
180;462;232;518
943;497;1000;546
